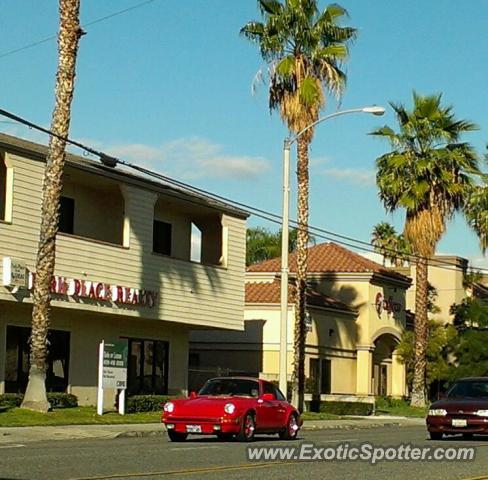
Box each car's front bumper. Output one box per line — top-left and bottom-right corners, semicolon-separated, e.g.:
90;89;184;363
162;414;242;435
427;415;488;435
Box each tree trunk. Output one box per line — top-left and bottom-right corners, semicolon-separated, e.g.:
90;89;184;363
292;135;310;412
410;256;428;407
21;0;82;412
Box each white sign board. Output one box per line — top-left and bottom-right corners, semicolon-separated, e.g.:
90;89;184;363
97;340;128;415
2;257;27;288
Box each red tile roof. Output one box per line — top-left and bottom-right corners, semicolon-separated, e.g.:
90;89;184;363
247;242;409;282
245;280;354;313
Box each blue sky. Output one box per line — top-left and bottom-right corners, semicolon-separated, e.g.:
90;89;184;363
1;0;487;267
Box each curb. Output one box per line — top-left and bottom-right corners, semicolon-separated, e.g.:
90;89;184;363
116;420;423;439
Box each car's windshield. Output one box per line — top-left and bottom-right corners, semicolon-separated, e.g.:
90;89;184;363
198;379;259;397
447;380;488;399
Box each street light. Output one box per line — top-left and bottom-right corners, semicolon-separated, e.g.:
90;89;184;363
278;105;385;399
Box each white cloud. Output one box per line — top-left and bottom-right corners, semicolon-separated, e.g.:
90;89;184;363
321;167;376;186
105;136;271;181
468;255;488;270
0;126;271;181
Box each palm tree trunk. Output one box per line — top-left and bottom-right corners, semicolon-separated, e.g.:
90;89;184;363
21;0;82;412
292;135;310;412
410;256;428;407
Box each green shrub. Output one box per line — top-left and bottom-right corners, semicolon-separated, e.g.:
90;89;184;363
0;392;78;410
319;401;373;416
375;396;409;411
47;393;78;409
126;395;173;413
0;393;23;408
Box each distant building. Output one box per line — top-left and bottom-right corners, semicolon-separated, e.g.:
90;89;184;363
191;242;411;401
0;133;248;405
395;255;488;324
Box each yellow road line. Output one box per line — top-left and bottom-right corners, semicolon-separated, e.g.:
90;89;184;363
69;461;293;480
461;476;488;480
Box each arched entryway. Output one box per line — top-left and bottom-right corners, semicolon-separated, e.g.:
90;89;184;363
373;333;399;396
356;328;405;398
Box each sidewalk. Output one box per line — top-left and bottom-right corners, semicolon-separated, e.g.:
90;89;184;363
0;416;424;444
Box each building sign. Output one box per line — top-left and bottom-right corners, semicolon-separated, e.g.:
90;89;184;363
28;273;158;308
375;292;401;316
2;257;27;288
102;340;128;389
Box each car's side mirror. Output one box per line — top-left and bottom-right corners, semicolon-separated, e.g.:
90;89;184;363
262;393;275;401
189;391;198;399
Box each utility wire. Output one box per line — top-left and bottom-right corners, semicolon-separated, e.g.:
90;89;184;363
0;106;487;276
0;0;158;60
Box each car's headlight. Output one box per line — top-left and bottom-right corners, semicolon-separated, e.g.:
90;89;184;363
475;410;488;417
428;409;447;416
224;403;236;414
163;402;175;413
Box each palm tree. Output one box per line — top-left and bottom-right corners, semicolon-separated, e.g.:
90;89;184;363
21;0;83;412
465;182;488;254
371;222;411;266
371;92;479;407
241;0;356;410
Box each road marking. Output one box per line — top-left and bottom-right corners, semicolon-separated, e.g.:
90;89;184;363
0;443;25;449
461;476;488;480
68;461;293;479
169;446;220;451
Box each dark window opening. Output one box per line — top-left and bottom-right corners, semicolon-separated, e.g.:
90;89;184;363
153;220;172;255
127;338;169;395
59;196;75;234
320;359;331;394
0;157;6;221
5;326;70;393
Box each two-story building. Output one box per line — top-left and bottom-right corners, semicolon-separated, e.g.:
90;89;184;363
0;133;248;405
191;242;411;401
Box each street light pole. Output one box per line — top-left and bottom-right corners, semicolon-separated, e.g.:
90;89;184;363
278;105;385;400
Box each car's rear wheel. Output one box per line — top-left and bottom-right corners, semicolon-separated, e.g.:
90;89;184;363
429;432;443;440
167;430;188;442
236;412;255;442
279;414;299;440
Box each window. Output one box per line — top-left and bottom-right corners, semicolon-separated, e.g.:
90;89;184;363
309;358;320;396
274;387;286;401
127;338;168;395
0;157;6;221
153;220;172;255
5;326;70;393
59;196;75;234
263;381;275;396
320;359;331;394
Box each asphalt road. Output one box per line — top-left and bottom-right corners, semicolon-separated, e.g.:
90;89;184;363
1;426;488;480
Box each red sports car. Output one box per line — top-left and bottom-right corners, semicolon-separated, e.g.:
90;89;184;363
161;377;302;442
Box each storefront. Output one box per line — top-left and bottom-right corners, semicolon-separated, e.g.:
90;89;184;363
0;133;248;405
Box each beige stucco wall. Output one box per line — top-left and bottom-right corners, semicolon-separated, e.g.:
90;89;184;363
315;276;406;346
0;150;246;331
404;258;467;323
0;301;189;405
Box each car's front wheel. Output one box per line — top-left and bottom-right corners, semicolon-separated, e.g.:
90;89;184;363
236;412;255;442
167;430;188;442
429;432;443;441
279;414;299;440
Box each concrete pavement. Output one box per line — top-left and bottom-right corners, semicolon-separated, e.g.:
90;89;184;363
0;416;424;444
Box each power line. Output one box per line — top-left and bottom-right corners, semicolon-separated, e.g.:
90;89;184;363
0;0;158;60
0;106;487;276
